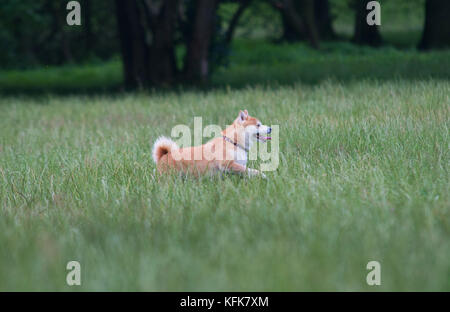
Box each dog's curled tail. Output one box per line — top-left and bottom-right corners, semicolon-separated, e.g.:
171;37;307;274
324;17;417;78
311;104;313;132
152;136;179;164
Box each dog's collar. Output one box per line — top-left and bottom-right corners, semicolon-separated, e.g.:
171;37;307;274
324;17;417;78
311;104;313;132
223;136;248;153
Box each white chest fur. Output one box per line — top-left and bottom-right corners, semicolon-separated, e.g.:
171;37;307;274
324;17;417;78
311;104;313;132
234;148;248;167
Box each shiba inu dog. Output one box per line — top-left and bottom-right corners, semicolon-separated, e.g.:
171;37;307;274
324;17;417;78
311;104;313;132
152;110;271;178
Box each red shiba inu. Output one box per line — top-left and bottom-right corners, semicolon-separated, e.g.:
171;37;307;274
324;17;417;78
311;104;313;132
152;110;271;178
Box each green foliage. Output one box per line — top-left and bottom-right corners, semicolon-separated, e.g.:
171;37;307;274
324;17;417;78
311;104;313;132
0;0;118;69
213;40;450;88
4;39;450;93
331;0;426;42
0;0;440;71
0;60;122;93
0;0;48;67
218;0;283;40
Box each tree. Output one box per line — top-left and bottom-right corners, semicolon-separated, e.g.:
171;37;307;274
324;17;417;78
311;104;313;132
83;0;93;52
352;0;382;47
115;0;219;88
183;0;219;83
142;0;179;85
115;0;150;88
224;0;252;45
419;0;450;50
314;0;336;40
273;0;320;48
275;0;336;44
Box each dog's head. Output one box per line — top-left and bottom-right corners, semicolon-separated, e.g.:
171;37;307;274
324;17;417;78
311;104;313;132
234;110;271;143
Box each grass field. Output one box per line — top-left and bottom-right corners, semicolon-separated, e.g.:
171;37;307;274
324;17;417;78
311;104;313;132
0;40;449;291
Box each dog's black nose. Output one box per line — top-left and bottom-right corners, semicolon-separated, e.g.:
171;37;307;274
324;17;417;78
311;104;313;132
268;127;272;134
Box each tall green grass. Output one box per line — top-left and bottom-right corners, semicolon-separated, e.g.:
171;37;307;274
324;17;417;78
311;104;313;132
0;78;448;290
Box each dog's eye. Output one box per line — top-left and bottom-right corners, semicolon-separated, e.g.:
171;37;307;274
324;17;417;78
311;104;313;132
257;124;261;127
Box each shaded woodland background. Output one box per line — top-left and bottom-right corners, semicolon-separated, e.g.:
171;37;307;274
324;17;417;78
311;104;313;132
0;0;449;89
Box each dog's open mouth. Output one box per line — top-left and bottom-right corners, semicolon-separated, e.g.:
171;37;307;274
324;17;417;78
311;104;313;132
255;133;271;142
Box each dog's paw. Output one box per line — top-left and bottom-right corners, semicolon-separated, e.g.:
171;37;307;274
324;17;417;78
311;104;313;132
246;168;258;177
247;168;266;179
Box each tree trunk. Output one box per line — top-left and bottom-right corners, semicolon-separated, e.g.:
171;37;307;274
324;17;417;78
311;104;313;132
276;0;319;48
280;6;306;42
84;0;93;52
115;0;150;89
352;0;382;46
297;0;320;48
49;1;74;64
314;0;336;40
419;0;450;50
184;0;218;83
144;0;179;85
225;0;252;44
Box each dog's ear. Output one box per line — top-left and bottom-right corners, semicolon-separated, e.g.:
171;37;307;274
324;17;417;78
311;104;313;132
238;110;246;123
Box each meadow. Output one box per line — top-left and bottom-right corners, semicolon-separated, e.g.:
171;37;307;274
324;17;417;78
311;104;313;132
0;40;449;291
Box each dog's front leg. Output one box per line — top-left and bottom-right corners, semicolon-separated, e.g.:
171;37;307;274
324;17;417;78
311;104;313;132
247;168;267;179
228;162;266;178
